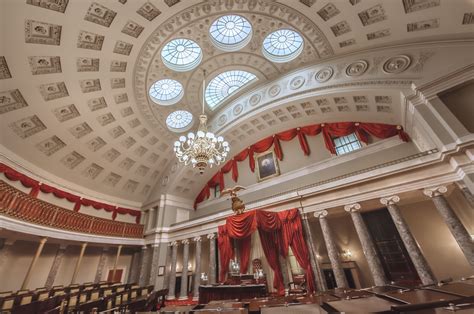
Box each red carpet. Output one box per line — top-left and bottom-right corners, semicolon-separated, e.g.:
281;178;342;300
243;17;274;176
165;295;198;306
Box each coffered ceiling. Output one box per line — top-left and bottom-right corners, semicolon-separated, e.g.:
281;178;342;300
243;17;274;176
0;0;472;206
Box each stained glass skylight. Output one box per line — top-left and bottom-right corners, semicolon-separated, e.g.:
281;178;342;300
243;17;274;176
205;70;257;109
166;110;194;132
149;79;183;105
209;15;252;51
262;29;304;63
161;38;202;72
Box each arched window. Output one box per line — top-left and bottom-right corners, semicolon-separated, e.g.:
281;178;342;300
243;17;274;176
161;38;202;72
262;29;304;63
149;79;183;105
209;15;252;51
205;70;257;109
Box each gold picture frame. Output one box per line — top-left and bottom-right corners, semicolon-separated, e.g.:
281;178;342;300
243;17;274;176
255;150;280;182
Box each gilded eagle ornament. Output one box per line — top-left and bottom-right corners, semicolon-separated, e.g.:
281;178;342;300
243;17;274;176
221;185;246;215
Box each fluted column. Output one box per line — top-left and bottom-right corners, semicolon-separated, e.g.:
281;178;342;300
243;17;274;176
71;242;87;284
167;241;179;299
138;246;149;286
192;236;202;301
179;239;190;300
424;186;474;267
94;247;109;283
128;249;141;283
22;237;47;289
162;243;173;289
315;210;348;288
148;244;160;286
345;203;388;286
208;233;217;284
301;213;327;291
381;195;437;285
45;244;67;288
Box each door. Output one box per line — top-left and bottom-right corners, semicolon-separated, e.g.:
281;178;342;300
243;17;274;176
362;208;420;286
107;269;124;283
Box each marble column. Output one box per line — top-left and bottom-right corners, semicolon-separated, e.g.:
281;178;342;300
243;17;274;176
162;243;173;289
71;242;87;284
424;186;474;267
179;239;190;300
128;249;141;284
138;246;149;286
147;208;156;231
208;233;217;284
381;195;437;285
345;203;388;286
45;244;67;288
94;247;109;283
278;254;290;293
148;244;160;287
301;213;327;291
315;210;348;288
0;239;14;271
167;241;179;300
192;236;202;301
111;245;123;282
22;237;47;289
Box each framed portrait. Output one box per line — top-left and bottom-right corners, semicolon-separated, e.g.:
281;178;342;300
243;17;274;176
158;266;165;276
255;150;280;182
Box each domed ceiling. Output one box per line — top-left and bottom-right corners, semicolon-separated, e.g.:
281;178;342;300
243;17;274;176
0;0;472;206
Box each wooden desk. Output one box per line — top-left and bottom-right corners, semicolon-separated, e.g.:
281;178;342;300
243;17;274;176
198;285;266;304
326;295;400;313
429;283;474;297
260;303;325;314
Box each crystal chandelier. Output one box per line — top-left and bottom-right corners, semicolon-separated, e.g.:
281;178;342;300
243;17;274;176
173;71;230;174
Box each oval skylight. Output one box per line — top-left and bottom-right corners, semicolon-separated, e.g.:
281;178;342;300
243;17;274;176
205;70;257;109
161;38;202;72
149;79;183;105
262;29;304;63
209;15;252;51
166;110;193;132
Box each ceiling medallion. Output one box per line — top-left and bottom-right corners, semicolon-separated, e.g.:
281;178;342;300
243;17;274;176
268;85;281;97
315;66;334;83
249;93;261;106
289;76;305;90
345;60;369;77
233;103;244;116
382;55;412;74
174;71;230;174
217;114;228;126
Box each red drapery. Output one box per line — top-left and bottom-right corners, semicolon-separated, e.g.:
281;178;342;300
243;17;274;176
0;163;141;223
218;208;316;295
195;122;409;208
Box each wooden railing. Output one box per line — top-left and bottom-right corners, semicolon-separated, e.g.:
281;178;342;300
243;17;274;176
0;181;144;238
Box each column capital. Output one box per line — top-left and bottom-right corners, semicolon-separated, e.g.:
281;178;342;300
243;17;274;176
207;233;216;240
344;203;361;213
193;236;202;242
380;195;400;205
141;245;148;250
301;213;309;220
39;237;48;244
181;239;190;245
423;185;448;198
314;210;328;219
151;243;160;248
170;241;179;247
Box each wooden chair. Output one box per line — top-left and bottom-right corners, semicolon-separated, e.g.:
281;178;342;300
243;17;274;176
288;276;307;296
0;295;16;312
18;292;34;305
0;291;12;297
90;290;100;301
37;290;51;301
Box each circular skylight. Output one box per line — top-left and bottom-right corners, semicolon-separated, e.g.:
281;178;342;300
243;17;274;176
161;38;202;72
149;79;183;105
209;15;252;51
205;70;257;109
166;110;193;132
262;29;304;63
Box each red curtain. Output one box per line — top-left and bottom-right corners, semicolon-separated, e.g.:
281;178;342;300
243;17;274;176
217;208;315;295
194;122;409;208
0;163;141;223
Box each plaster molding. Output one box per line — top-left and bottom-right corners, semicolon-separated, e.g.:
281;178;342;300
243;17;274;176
181;239;190;245
314;210;328;219
423;185;448;198
193;236;202;242
207;233;216;240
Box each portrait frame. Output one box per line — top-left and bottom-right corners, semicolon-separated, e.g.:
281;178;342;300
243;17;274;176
255;150;280;182
158;266;165;276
